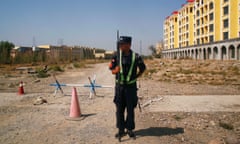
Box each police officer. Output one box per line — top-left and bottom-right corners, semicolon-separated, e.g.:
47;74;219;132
109;36;146;141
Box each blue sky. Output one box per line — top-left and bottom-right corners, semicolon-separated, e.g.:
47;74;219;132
0;0;186;55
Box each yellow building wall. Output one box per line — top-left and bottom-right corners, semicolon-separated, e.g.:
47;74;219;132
168;22;170;49
166;20;170;49
173;15;179;48
230;0;239;38
188;4;194;46
214;0;221;41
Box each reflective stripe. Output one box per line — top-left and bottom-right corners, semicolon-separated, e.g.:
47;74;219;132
116;79;136;85
118;51;136;85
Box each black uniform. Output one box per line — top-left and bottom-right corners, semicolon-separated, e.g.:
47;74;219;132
109;49;146;134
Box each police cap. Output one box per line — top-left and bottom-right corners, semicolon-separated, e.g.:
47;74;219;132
119;36;132;44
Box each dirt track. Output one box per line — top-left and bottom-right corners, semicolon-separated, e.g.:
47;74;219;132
1;62;240;144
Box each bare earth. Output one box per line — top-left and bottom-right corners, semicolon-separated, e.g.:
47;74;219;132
0;60;240;144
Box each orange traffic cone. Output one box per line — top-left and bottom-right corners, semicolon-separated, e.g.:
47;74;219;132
66;87;83;121
18;81;24;95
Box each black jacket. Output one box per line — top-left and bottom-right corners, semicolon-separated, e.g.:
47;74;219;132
109;50;146;85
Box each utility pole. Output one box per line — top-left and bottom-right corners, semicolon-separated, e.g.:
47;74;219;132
32;36;36;51
140;40;142;56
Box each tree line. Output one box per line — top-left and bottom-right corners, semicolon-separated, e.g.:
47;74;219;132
0;41;48;64
0;41;14;64
0;41;96;65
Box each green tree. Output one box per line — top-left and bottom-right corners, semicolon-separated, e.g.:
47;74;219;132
0;41;14;64
148;45;156;56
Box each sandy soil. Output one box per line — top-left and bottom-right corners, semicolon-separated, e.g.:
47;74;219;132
0;61;240;144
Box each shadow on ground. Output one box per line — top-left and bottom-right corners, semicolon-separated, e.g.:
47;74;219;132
135;127;184;137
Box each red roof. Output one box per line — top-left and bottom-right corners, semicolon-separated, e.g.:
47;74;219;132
172;11;178;15
187;0;194;2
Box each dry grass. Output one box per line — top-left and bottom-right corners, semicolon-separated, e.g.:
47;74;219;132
146;59;240;85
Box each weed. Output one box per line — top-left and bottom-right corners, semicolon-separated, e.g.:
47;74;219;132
173;115;183;121
181;69;193;74
73;62;80;68
162;73;167;76
230;66;239;75
50;65;64;72
219;122;234;130
36;70;50;78
145;69;157;75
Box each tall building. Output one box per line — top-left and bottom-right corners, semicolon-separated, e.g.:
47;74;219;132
163;0;240;50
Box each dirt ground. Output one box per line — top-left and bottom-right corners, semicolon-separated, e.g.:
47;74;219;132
0;60;240;144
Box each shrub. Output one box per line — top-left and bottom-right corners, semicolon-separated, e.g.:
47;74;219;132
219;122;234;130
51;65;64;72
37;70;50;78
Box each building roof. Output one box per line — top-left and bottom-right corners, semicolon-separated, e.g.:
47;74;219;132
172;11;179;15
37;45;51;49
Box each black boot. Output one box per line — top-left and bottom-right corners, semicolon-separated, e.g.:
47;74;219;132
127;130;136;139
115;131;126;142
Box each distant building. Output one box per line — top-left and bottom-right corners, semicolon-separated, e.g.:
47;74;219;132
162;0;240;60
164;0;240;49
94;48;105;59
13;46;32;53
93;49;115;59
44;45;94;61
104;50;115;59
11;46;33;58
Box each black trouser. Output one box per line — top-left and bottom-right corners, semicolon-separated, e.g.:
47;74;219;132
114;83;138;132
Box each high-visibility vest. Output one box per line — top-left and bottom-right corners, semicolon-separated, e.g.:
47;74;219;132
116;51;136;85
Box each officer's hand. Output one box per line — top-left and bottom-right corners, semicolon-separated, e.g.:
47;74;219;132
112;66;120;74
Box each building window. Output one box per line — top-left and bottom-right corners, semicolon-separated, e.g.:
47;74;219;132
223;6;229;15
209;24;214;32
209;13;214;21
201;8;204;15
223;32;229;40
197;10;200;16
224;0;228;3
209;2;214;10
209;35;214;42
190;7;193;13
197;29;200;35
197;39;200;45
197;19;200;26
223;19;229;28
186;24;189;30
175;18;177;22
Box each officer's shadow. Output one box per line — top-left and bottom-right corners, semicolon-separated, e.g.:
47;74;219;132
135;127;184;138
